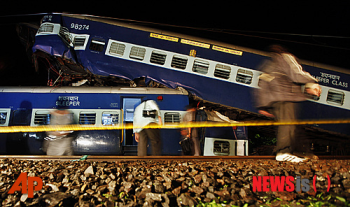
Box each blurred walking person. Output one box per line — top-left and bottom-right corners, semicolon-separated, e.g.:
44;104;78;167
43;104;74;156
255;45;321;162
181;103;202;156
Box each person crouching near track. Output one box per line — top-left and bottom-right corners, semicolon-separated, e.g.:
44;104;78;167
43;104;74;156
133;100;162;156
255;45;321;163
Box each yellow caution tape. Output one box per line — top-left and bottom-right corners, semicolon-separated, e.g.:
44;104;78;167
0;119;350;133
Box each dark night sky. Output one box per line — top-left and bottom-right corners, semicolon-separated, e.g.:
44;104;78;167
1;1;349;85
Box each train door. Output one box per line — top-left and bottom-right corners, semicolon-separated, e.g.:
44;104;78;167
7;106;32;155
122;98;141;155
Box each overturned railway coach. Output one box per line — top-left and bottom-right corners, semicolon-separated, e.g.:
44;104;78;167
31;13;350;138
0;87;190;155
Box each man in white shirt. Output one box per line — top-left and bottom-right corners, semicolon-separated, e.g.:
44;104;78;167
133;100;162;156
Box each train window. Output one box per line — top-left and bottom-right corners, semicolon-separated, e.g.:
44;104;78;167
305;93;320;101
37;23;54;33
193;60;209;74
34;111;51;125
213;140;230;155
304;88;320;101
0;112;7;125
150;51;166;65
79;112;96;125
214;64;231;79
109;42;126;56
130;46;146;61
74;37;86;47
326;90;344;105
171;55;188;70
164;112;181;123
102;112;119;125
89;39;105;52
236;69;253;84
73;35;89;50
12;110;32;126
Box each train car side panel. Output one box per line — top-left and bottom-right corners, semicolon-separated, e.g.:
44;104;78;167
0;87;189;155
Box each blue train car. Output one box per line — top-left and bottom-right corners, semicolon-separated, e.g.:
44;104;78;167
0;87;189;155
31;13;350;137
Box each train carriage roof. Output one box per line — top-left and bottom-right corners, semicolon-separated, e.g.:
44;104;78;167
61;13;349;75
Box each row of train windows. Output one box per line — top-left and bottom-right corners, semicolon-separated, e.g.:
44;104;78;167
31;112;119;125
33;111;181;125
77;38;254;84
0;111;181;126
0;89;346;126
306;89;345;105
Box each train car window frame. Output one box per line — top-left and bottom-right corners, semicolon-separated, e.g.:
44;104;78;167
214;64;231;79
150;51;167;65
73;34;89;50
129;46;146;61
0;112;7;125
11;109;32;126
34;110;51;125
108;42;126;57
89;38;105;52
236;69;253;85
0;109;10;126
193;59;209;74
171;55;188;70
164;112;181;123
213;140;230;155
79;112;96;125
102;111;119;125
326;90;345;106
303;87;320;101
37;23;55;34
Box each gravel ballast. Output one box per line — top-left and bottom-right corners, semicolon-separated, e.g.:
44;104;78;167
1;158;350;206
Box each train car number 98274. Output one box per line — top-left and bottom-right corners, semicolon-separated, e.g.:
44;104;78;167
71;23;90;30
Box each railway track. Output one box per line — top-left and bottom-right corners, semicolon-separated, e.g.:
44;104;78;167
1;155;350;206
1;155;350;161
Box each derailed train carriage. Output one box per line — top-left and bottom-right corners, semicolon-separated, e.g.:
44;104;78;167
13;13;350;154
